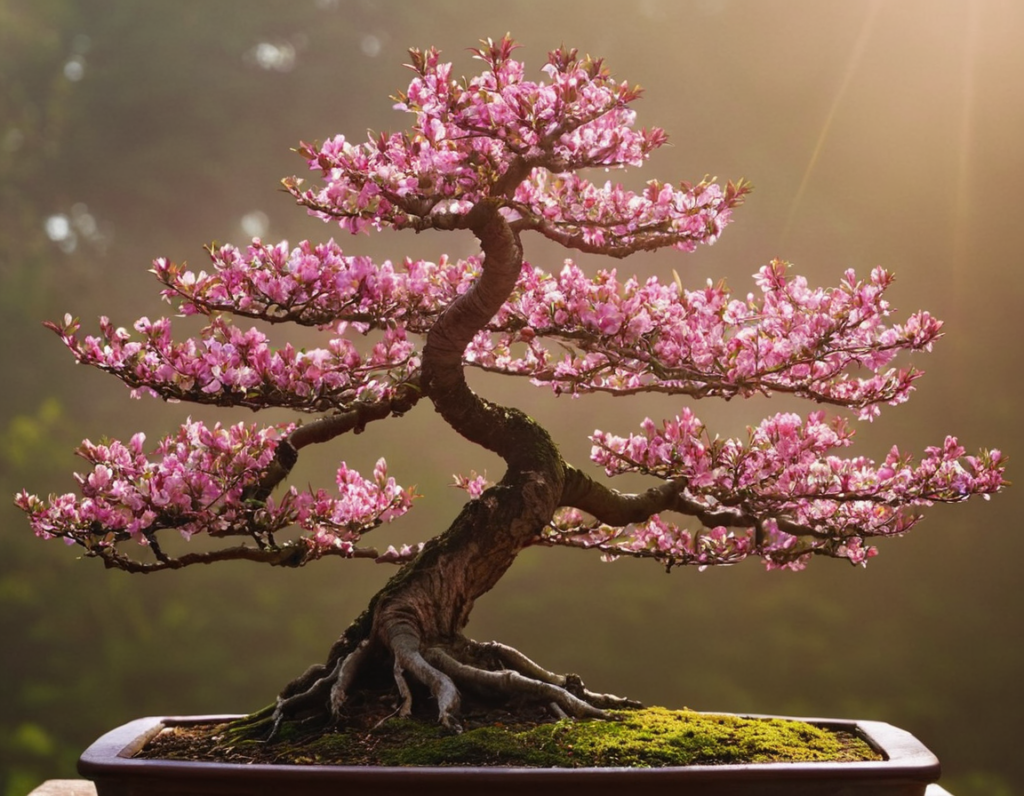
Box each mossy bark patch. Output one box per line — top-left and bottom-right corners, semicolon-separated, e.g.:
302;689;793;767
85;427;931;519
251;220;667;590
140;708;882;768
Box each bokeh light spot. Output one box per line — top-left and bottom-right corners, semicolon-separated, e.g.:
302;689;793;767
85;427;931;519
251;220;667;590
241;211;270;239
249;42;296;72
45;204;112;254
361;34;382;58
63;56;85;82
44;215;71;243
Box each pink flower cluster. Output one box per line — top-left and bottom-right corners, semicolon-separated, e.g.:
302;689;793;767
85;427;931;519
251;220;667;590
15;420;415;563
472;259;941;418
306;458;417;555
559;409;1005;569
156;239;933;417
451;470;493;499
511;174;746;253
45;312;417;412
39;238;980;572
284;35;739;254
19;36;1005;576
453;38;662;171
544;509;756;570
138;244;943;422
154;239;478;332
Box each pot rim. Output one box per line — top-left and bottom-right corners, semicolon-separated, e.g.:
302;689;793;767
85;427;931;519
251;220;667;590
78;711;942;785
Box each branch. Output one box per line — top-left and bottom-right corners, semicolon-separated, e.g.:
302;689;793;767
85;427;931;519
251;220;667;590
250;378;423;500
90;541;414;574
16;420;419;570
461;260;940;417
509;175;749;257
561;465;680;525
45;314;420;414
559;464;772;539
547;415;1005;570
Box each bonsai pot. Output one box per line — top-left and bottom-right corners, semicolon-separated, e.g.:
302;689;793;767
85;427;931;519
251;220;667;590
78;713;942;796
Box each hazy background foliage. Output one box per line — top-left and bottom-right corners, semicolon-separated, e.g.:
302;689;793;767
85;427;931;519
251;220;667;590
1;2;1020;794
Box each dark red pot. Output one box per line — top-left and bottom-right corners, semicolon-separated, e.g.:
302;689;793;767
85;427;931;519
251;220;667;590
79;713;941;796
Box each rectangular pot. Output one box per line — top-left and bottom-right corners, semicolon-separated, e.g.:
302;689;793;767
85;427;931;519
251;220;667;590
79;713;942;796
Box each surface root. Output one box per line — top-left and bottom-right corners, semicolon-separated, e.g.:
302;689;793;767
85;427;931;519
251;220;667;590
267;635;640;738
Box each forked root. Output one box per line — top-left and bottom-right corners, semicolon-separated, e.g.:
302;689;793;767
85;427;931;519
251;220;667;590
268;634;640;738
329;638;372;719
424;646;608;720
388;628;463;731
465;639;642;710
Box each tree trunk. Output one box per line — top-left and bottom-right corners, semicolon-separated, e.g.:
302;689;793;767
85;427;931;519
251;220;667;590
262;201;633;734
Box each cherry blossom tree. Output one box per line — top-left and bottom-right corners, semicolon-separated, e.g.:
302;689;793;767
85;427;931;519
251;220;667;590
17;37;1005;732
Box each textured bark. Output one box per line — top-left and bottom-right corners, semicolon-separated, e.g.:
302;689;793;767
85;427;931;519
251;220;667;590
373;199;564;650
270;199;600;730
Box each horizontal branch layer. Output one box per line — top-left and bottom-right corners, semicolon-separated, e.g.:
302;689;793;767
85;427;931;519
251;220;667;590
16;419;418;573
542;410;1005;570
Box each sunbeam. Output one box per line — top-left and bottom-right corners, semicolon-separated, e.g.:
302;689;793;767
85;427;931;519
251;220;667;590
782;0;884;246
951;0;981;319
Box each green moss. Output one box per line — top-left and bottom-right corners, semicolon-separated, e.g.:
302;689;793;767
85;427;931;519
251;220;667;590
525;707;880;767
369;708;880;768
152;708;882;768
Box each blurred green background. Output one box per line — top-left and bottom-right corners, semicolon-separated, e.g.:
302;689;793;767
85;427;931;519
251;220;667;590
2;1;1021;795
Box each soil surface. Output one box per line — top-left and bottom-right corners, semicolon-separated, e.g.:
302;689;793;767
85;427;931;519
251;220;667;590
138;702;882;768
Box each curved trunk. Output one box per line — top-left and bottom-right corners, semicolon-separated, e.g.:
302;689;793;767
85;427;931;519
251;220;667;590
372;198;565;649
273;200;592;728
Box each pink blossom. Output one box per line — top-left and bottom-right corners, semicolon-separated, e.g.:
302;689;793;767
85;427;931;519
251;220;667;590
17;420;416;566
19;36;1005;577
568;408;1004;569
451;471;493;499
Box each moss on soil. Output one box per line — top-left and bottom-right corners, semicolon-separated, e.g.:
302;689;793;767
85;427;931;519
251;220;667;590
140;707;882;768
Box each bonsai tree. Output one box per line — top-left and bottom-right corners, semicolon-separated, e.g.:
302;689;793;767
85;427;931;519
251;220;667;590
17;37;1005;734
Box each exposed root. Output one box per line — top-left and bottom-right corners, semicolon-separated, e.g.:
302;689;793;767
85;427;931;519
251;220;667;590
329;638;370;719
424;645;609;720
465;639;642;710
268;660;342;738
548;701;569;719
266;633;641;739
392;657;413;718
388;627;463;731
